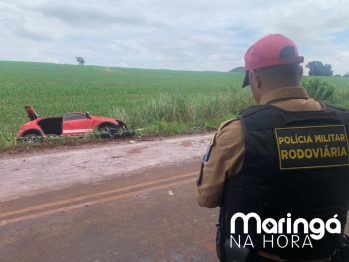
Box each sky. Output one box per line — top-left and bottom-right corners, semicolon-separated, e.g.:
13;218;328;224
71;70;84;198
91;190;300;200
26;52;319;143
0;0;348;75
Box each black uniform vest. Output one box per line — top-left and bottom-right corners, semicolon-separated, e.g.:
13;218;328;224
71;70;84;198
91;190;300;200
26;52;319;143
221;102;349;261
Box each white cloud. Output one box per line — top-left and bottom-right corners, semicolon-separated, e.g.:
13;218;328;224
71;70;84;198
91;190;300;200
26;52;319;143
0;0;348;74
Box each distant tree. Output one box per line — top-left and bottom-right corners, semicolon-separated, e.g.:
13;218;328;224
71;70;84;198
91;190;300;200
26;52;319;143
305;61;333;76
343;72;349;78
324;64;333;76
229;66;245;73
334;74;342;77
76;57;85;65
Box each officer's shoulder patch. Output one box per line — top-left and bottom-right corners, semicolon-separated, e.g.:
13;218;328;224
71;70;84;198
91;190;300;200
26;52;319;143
218;119;238;132
203;133;217;162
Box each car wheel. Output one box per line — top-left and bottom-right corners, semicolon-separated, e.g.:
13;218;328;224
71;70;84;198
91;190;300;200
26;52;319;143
113;133;123;139
123;130;135;137
97;124;118;138
22;134;43;143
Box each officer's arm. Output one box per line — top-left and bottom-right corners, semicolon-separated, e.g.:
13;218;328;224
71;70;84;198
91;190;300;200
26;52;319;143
196;120;244;208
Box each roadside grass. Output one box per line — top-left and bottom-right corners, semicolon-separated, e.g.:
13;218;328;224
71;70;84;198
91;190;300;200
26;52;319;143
302;76;349;106
110;87;254;134
0;61;348;151
0;86;254;150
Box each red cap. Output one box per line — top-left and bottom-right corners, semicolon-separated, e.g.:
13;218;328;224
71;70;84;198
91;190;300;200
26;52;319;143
242;34;304;88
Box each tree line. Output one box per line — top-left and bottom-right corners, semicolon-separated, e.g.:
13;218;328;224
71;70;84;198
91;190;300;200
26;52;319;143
230;62;349;77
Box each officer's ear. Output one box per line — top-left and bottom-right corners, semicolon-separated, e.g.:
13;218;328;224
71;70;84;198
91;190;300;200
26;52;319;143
249;70;262;89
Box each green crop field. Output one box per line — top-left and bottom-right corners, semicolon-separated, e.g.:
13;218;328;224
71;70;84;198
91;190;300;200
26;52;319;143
0;61;348;150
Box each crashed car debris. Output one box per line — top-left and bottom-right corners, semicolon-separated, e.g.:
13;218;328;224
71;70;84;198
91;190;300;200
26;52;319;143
17;106;135;142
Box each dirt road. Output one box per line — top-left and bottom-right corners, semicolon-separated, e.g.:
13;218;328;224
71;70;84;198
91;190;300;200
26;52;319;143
0;134;213;202
0;133;219;262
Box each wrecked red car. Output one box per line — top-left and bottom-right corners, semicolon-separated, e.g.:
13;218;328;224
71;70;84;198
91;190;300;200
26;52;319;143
17;106;135;142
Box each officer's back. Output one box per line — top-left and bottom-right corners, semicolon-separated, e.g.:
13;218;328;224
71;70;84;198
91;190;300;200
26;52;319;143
196;34;349;262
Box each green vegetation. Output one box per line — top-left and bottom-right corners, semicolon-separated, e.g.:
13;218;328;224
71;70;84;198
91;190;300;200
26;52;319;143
302;76;349;108
0;61;348;150
302;78;336;103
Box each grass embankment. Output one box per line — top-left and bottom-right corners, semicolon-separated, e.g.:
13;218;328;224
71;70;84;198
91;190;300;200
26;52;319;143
0;61;348;150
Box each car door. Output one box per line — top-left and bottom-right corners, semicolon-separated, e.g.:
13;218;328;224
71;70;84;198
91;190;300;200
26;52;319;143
62;113;94;136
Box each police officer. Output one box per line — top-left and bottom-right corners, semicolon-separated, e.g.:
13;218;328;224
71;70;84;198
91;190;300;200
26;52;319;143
196;34;349;262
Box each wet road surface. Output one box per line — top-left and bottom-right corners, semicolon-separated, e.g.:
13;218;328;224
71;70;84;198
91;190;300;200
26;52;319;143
0;161;218;262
